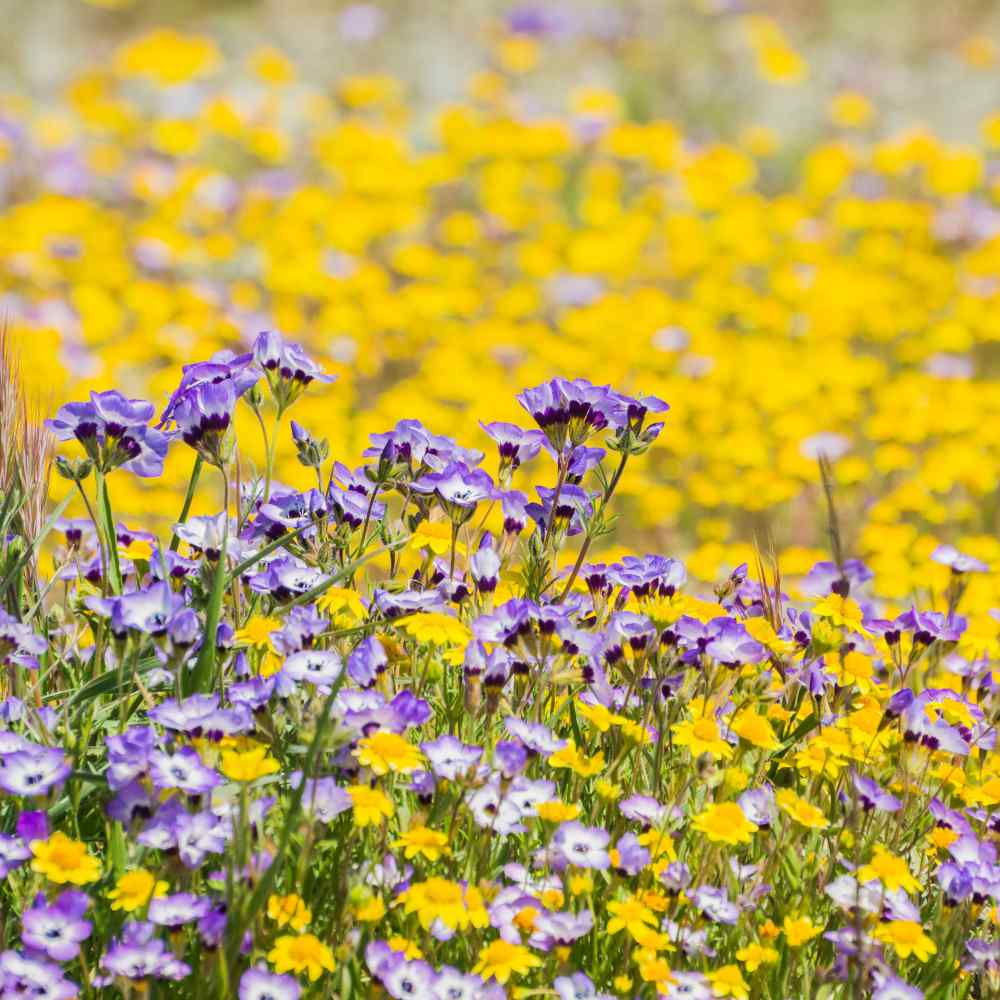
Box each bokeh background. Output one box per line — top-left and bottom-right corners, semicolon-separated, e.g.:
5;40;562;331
2;0;1000;601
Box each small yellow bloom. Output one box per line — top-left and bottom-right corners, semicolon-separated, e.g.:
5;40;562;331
857;845;921;894
472;940;542;984
107;870;168;912
267;894;311;931
355;896;386;922
547;740;605;777
782;914;823;946
220;746;280;782
347;785;394;827
30;833;101;886
708;963;750;999
736;942;779;972
354;731;424;775
875;920;937;962
393;826;451;861
672;717;734;759
691;802;758;845
235;615;282;652
775;788;829;829
536;800;580;823
267;933;335;981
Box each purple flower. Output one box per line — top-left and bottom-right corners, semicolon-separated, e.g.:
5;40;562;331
148;894;212;930
479;421;546;477
253;331;335;411
802;558;873;597
170;380;238;467
516;377;616;454
738;786;776;828
554;972;614;1000
100;922;191;981
420;735;483;780
175;810;229;868
851;772;901;813
0;611;46;669
612;832;650;875
159;352;259;428
0;950;78;999
0;743;70;797
494;740;527;778
703;617;766;666
347;637;386;688
47;390;168;478
411;462;494;525
932;544;989;574
552;821;610;870
470;536;501;594
149;747;220;796
22;891;92;962
239;966;301;1000
282;649;343;690
689;885;739;924
290;773;352;823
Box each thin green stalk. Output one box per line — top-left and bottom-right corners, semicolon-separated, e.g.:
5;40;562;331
168;454;204;551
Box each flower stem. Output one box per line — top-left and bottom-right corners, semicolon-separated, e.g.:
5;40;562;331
168;454;203;552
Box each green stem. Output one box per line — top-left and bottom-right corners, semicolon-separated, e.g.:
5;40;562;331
168;454;204;552
94;470;123;594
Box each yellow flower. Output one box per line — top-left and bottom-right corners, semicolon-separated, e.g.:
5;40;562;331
607;897;657;937
735;942;779;972
730;708;779;750
547;740;605;777
354;731;424;775
393;826;451;861
595;779;622;800
220;746;280;782
398;612;471;646
400;878;486;931
535;800;580;823
691;802;758;845
235;615;282;652
671;717;734;759
874;921;937;962
472;940;542;984
813;594;866;632
355;896;386;922
107;870;168;912
267;933;335;981
316;586;367;621
782;915;823;946
576;700;619;732
857;845;921;894
707;963;750;999
30;833;101;885
775;788;829;829
267;894;311;931
829;91;874;129
347;785;394;827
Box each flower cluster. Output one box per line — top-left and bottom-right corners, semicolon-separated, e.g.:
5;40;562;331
0;334;997;1000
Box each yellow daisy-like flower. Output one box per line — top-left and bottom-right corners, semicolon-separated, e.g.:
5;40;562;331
30;833;102;886
398;612;471;646
535;800;581;823
671;717;734;759
267;893;311;931
347;785;394;827
782;915;823;946
874;921;937;962
730;708;780;750
606;897;657;937
735;942;779;972
354;731;424;775
708;963;750;999
856;844;921;894
107;869;168;912
775;788;829;829
547;740;605;777
220;746;280;782
812;594;867;632
393;826;451;861
691;802;758;845
235;615;282;652
316;586;367;621
267;933;335;982
472;940;542;984
355;896;387;922
400;878;479;931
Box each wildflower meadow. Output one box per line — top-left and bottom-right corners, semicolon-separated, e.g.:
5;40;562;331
3;3;1000;998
